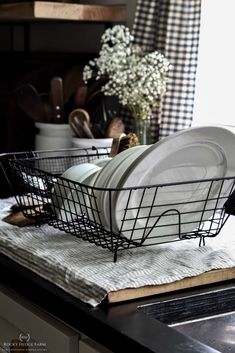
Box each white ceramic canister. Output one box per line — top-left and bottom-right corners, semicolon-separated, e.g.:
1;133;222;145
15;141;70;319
35;122;73;150
71;137;113;154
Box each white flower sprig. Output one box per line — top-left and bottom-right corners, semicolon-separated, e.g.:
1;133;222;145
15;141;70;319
83;25;171;120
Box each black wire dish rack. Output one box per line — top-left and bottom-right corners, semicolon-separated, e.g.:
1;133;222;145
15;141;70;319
1;147;235;262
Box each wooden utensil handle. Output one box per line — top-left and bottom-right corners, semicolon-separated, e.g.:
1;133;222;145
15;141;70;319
50;77;64;123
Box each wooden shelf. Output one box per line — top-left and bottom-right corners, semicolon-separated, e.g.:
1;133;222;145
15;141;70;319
0;1;127;22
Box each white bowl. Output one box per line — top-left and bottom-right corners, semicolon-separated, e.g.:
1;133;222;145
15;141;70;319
61;163;99;181
52;163;101;222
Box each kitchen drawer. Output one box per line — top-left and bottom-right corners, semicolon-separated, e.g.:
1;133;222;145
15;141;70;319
79;338;113;353
0;284;79;353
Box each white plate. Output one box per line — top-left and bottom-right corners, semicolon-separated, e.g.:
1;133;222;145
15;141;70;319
92;146;149;226
100;145;149;228
113;126;235;244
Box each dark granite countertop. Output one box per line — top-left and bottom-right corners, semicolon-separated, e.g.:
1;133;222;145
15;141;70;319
0;252;230;353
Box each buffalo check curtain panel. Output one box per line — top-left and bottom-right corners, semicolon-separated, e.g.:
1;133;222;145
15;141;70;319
124;0;201;141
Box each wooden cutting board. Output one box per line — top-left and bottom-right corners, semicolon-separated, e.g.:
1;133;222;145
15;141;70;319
108;267;235;303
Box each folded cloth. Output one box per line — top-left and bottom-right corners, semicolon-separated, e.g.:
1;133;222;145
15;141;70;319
0;197;235;307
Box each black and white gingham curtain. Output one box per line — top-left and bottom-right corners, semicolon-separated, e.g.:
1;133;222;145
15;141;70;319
123;0;201;141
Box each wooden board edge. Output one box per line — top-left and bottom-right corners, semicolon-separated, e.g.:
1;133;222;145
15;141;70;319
34;2;127;22
0;2;126;22
108;267;235;303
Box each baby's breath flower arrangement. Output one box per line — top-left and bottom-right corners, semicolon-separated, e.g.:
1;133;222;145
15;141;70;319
83;25;171;124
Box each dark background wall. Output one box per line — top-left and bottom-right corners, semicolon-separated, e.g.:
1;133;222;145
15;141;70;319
0;22;105;153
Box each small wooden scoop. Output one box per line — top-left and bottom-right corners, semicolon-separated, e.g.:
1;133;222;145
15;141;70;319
69;108;94;138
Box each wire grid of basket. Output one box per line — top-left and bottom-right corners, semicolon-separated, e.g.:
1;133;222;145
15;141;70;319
1;148;235;262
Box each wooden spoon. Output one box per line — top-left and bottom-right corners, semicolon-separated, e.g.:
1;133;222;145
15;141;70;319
16;84;47;123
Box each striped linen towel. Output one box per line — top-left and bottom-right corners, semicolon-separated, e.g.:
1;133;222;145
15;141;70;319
0;197;235;307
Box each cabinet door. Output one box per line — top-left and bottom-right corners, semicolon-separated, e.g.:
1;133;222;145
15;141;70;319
0;285;79;353
0;315;21;352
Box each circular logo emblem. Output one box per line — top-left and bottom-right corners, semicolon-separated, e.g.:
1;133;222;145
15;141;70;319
19;333;30;342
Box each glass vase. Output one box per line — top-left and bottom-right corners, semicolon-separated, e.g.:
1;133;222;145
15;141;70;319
134;118;151;145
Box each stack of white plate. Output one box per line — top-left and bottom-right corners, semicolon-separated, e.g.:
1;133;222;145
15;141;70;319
53;126;235;245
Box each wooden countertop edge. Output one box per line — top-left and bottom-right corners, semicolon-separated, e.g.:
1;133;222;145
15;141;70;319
0;1;127;22
108;267;235;303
